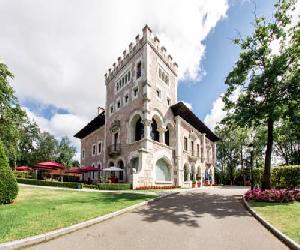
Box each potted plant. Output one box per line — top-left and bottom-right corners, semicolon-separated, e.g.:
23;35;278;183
192;180;196;188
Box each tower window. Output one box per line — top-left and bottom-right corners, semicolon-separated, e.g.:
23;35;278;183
184;137;188;151
136;61;142;79
156;89;161;98
133;87;138;97
125;94;129;103
167;98;171;106
117;101;121;109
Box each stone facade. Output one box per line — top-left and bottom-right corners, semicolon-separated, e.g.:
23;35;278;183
75;25;218;188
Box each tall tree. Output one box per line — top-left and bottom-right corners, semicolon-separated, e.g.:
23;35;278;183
32;132;58;164
222;0;299;189
56;136;76;168
0;62;26;166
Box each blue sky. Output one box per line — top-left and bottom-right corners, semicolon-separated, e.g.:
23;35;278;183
0;0;287;155
179;0;276;121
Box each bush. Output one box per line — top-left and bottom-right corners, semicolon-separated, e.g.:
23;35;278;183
14;171;33;179
85;183;132;190
271;165;300;188
16;178;83;189
0;141;19;204
252;168;263;187
244;188;300;202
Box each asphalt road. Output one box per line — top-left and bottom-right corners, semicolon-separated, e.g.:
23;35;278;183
26;187;287;250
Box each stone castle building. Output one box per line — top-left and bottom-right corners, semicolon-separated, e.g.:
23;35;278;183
74;25;218;188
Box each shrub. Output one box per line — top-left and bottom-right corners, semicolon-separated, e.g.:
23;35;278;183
244;188;300;202
16;178;83;189
271;165;300;188
0;141;19;204
14;171;33;179
252;168;263;187
84;183;132;190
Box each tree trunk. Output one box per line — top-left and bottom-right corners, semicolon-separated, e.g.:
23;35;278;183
262;118;274;190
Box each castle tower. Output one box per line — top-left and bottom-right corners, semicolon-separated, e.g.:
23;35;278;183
104;25;178;187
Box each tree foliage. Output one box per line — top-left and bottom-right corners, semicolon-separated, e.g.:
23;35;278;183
0;140;18;204
222;0;299;189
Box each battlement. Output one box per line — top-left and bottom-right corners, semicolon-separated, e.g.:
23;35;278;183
105;25;178;84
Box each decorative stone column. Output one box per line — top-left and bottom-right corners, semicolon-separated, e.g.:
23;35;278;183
158;127;167;144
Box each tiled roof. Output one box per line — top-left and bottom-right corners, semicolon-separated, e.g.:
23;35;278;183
171;102;219;142
74;112;105;139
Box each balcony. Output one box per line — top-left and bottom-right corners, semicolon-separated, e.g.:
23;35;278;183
108;144;121;157
188;151;199;162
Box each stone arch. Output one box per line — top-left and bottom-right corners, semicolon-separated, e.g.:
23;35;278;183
165;122;175;146
128;111;144;143
155;158;172;182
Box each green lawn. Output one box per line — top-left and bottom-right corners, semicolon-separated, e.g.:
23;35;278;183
249;201;300;244
0;186;156;243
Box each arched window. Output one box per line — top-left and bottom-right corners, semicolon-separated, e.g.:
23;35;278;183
135;117;144;141
155;159;171;181
184;165;189;182
151;119;160;142
165;126;170;146
118;160;124;181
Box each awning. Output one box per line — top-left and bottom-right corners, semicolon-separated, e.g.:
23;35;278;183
102;166;123;172
79;166;101;173
16;166;32;171
65;168;82;174
33;161;65;170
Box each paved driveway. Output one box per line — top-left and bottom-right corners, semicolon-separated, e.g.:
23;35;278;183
26;187;287;250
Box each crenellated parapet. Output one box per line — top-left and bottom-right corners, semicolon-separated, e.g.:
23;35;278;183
105;25;178;84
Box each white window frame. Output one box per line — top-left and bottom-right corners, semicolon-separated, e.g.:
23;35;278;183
92;144;96;156
97;141;103;155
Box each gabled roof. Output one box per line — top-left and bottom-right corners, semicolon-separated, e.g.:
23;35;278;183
171;102;219;142
74;112;105;139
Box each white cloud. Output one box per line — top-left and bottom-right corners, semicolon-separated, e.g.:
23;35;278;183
204;89;240;130
0;0;229;121
204;96;225;130
24;108;87;160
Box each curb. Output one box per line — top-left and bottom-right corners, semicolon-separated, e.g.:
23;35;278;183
0;192;177;250
242;196;300;250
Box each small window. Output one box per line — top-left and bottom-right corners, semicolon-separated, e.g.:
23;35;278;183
156;89;161;98
167;98;171;106
128;71;131;81
92;144;96;156
125;94;129;103
197;144;200;157
82;149;85;159
184;137;188;151
136;61;142;79
133;87;138;97
117;101;121;109
98;142;102;154
191;141;194;155
110;105;114;114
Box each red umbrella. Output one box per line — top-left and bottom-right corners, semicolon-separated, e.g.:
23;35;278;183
16;166;32;171
79;166;100;173
34;161;65;170
65;168;82;174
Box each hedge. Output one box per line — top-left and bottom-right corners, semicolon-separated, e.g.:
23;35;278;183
0;141;18;204
85;183;132;190
16;178;83;189
14;171;33;179
271;165;300;188
136;186;178;190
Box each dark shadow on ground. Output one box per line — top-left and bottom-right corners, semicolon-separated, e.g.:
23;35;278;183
134;190;250;228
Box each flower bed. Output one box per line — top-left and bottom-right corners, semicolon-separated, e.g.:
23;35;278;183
136;185;178;190
84;183;132;190
244;188;300;202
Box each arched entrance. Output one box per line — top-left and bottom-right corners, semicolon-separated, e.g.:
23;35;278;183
155;158;171;182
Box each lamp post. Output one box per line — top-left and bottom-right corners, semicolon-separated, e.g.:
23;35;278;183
248;143;254;190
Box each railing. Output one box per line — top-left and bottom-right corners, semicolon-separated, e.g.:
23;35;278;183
107;144;121;156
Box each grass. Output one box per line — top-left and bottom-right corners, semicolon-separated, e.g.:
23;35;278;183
0;186;156;243
249;201;300;244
